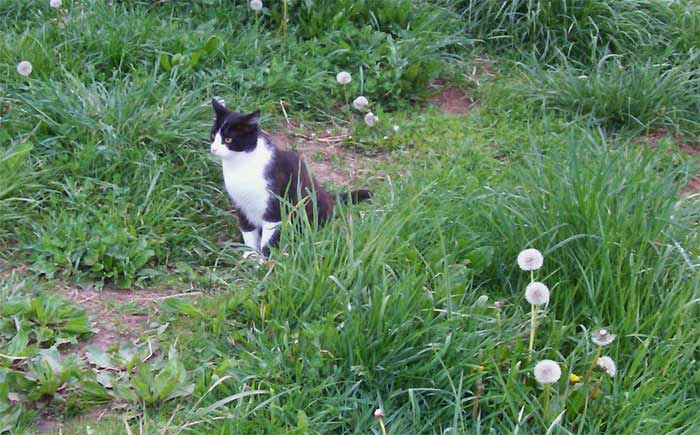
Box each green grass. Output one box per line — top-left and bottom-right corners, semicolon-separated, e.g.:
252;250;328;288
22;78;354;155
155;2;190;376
2;0;700;433
518;55;700;133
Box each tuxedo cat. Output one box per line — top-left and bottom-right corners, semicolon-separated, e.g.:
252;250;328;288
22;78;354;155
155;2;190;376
209;99;371;257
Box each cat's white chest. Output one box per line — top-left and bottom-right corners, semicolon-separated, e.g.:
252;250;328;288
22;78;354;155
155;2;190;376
220;139;273;226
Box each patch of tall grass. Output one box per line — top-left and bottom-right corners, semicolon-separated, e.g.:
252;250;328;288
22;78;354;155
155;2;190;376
446;0;700;133
150;121;700;433
454;0;700;63
520;55;700;132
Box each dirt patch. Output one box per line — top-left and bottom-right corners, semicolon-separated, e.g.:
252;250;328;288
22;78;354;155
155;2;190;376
428;60;497;115
31;286;195;434
685;176;700;194
646;129;700;155
430;86;476;115
644;130;700;194
678;142;700;156
59;285;195;350
265;123;384;189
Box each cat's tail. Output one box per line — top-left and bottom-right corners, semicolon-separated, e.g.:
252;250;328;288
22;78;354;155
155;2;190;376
335;189;372;204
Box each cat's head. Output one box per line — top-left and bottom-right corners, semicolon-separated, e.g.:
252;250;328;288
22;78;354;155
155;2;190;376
210;98;260;158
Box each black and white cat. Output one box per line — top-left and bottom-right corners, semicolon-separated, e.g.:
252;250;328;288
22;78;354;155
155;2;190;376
209;99;371;257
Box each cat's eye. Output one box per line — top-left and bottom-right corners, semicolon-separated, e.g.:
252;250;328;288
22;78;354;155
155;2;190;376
224;137;232;144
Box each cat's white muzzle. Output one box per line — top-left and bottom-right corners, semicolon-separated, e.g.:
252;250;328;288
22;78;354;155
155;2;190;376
210;131;228;157
210;144;225;156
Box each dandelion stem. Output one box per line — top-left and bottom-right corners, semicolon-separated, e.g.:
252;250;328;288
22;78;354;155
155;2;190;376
589;376;603;400
472;381;483;419
282;0;288;40
543;383;551;421
343;84;352;129
583;347;601;385
277;0;288;39
379;417;387;435
528;303;537;360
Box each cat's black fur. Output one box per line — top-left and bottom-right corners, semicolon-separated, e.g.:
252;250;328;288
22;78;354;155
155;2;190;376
211;99;372;256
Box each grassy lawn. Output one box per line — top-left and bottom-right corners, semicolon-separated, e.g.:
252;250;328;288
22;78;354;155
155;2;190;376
2;0;700;433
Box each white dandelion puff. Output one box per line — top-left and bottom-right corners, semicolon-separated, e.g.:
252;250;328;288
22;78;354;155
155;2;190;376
249;0;263;11
517;248;544;271
50;0;62;8
393;125;400;133
534;359;561;384
336;71;352;85
16;61;32;77
525;282;550;306
597;356;617;377
364;112;378;127
591;329;615;347
352;96;369;111
374;408;385;418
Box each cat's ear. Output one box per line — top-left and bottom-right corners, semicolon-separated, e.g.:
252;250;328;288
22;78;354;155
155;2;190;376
212;98;227;119
244;110;260;126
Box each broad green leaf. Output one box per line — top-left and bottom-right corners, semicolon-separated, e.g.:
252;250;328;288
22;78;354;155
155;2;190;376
95;371;114;388
36;348;62;373
159;53;171;72
161;298;203;317
163;382;194;401
171;53;184;65
189;50;203;68
203;35;221;53
113;383;138;402
79;380;112;402
85;345;118;370
62;315;93;334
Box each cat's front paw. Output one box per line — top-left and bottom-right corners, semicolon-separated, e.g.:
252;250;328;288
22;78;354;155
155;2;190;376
242;250;265;265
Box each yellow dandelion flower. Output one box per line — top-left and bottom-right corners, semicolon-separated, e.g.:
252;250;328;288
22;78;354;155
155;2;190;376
569;373;581;383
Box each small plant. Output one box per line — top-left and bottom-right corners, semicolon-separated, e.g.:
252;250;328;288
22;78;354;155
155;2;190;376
32;214;158;288
159;35;221;73
0;280;194;429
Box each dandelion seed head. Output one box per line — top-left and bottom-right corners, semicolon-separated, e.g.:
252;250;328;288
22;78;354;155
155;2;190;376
534;359;561;384
364;112;378;127
249;0;263;11
16;61;32;77
597;356;617;377
336;71;352;85
352;96;369;111
517;248;544;271
525;282;550;306
591;329;615;346
374;408;385;418
393;125;400;133
50;0;62;8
